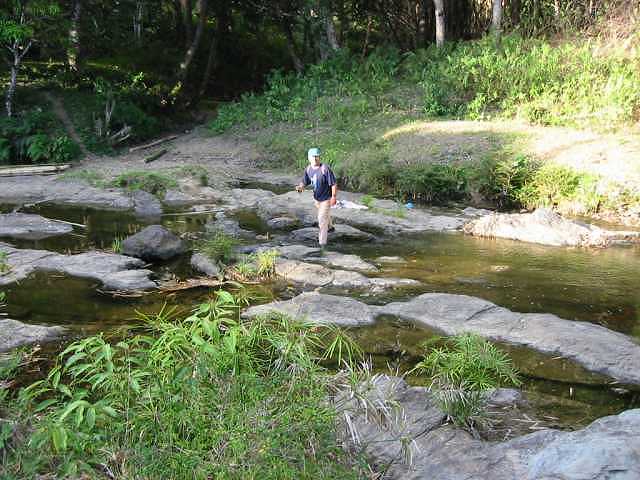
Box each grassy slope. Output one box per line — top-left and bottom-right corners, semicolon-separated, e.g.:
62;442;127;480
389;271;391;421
212;34;640;224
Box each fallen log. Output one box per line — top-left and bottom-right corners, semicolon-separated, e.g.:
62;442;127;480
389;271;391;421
0;164;71;177
158;277;225;292
144;148;168;164
129;135;178;153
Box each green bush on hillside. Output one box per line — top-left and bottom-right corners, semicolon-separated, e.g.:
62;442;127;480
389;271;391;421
396;164;468;203
0;109;80;165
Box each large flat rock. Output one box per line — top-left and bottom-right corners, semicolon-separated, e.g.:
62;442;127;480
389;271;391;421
244;292;640;387
345;376;640;480
234;189;466;235
0;177;163;217
243;292;377;326
290;224;375;243
0;213;73;240
0;318;65;352
463;208;640;247
0;177;133;209
0;244;156;292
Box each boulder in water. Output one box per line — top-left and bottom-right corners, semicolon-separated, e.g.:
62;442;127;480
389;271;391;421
122;225;186;261
463;208;640;247
191;253;220;277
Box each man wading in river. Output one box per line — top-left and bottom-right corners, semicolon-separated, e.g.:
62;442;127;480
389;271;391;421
296;148;337;248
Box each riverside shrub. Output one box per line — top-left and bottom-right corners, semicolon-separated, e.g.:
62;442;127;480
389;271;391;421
0;293;366;479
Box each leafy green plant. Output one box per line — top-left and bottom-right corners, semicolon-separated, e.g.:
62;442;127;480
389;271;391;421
476;155;537;209
197;230;237;264
255;249;279;278
0;252;10;273
111;170;177;197
2;293;367;478
0;109;80;165
111;236;124;254
411;333;520;433
360;194;375;208
396;164;468;203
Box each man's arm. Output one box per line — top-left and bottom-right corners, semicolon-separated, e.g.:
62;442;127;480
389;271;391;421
296;168;310;191
330;184;338;206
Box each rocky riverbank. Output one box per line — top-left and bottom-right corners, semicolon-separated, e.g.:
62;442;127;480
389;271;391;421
342;375;640;480
244;292;640;388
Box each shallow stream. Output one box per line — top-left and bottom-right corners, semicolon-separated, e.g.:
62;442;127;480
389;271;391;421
2;200;639;433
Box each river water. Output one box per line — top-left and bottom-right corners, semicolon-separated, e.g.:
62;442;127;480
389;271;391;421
2;201;639;432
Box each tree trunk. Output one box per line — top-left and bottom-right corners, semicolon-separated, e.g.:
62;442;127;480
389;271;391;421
433;0;445;47
5;41;31;117
68;0;82;72
510;0;521;27
361;15;372;59
177;0;208;83
180;0;194;48
282;19;303;73
324;11;340;51
134;1;144;45
198;32;217;99
492;0;503;44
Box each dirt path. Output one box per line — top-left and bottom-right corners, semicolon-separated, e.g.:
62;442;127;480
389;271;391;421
43;91;93;159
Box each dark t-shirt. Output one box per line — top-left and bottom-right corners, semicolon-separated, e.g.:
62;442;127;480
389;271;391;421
303;164;337;201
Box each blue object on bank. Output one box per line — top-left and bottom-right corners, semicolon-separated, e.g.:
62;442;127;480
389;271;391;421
405;202;414;209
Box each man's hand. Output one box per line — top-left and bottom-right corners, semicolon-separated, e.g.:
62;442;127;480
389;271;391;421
295;184;304;193
330;196;337;206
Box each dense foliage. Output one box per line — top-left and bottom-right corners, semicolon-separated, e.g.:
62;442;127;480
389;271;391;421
0;292;366;479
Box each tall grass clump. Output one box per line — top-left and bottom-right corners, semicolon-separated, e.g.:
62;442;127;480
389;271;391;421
0;291;368;479
411;333;520;434
404;35;640;128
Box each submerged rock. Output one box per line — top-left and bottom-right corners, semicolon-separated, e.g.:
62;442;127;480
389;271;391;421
245;292;640;387
0;213;73;240
0;318;65;352
190;253;220;277
310;251;378;272
101;269;156;291
275;259;419;293
122;225;186;261
343;376;640;480
273;244;377;272
0;244;156;292
463;208;640;247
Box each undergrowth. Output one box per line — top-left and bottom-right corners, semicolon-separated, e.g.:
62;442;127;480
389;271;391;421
0;292;367;479
111;170;177;197
0;108;80;165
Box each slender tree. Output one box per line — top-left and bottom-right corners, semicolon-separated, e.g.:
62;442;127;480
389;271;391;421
492;0;503;45
67;0;81;72
1;0;61;117
433;0;445;47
